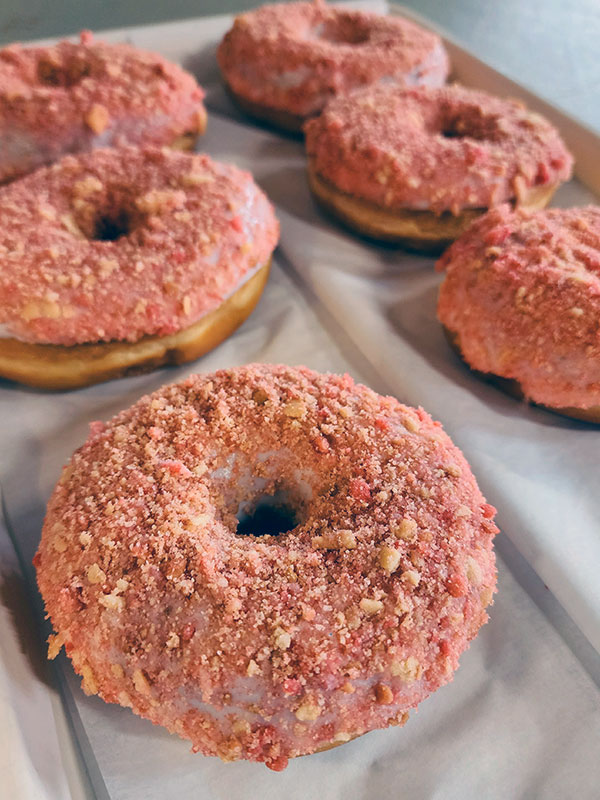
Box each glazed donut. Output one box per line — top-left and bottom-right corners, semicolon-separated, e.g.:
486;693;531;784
0;147;278;390
35;364;498;770
437;205;600;422
0;31;207;184
305;84;573;251
217;2;449;133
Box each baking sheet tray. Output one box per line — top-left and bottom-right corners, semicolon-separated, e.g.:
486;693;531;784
1;3;600;798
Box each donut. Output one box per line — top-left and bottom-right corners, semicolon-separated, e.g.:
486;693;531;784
217;2;449;133
35;364;498;770
0;31;207;184
304;84;574;251
437;205;600;422
0;147;278;390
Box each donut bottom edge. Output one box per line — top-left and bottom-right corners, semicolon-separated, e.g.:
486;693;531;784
443;325;600;424
0;260;271;391
224;83;307;136
307;164;559;253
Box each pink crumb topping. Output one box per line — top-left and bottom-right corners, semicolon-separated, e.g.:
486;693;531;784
305;84;573;214
0;146;279;345
36;364;497;769
437;205;600;409
0;31;206;183
217;2;449;117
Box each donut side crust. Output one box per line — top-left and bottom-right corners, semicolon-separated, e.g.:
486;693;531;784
224;83;306;135
443;325;600;424
0;261;270;391
308;163;559;253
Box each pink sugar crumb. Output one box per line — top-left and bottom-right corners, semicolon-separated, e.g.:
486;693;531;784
35;364;497;768
350;478;372;502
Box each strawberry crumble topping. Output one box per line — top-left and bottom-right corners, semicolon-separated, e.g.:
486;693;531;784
36;364;497;769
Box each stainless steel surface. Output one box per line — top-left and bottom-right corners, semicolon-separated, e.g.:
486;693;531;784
1;0;598;131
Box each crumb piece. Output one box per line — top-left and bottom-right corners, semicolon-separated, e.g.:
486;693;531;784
246;659;261;677
295;701;321;721
111;663;125;679
47;632;65;660
312;529;356;550
80;665;98;695
390;656;423;682
87;563;106;584
392;518;418;541
98;593;124;612
274;628;292;650
333;731;352;742
379;546;401;573
375;683;393;704
252;388;268;404
133;669;151;695
283;399;306;418
402;569;421;588
85;104;110;134
360;598;384;615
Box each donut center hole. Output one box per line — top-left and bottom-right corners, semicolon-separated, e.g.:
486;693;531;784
92;210;132;242
439;112;500;142
236;492;299;537
441;127;464;139
310;20;371;45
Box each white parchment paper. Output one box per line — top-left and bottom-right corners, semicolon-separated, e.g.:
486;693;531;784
1;5;600;798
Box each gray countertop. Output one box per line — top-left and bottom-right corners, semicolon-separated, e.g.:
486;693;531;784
1;1;599;132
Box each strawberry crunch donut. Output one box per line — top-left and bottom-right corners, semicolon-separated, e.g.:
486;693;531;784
0;31;207;184
438;205;600;422
0;147;278;389
217;2;449;133
305;84;573;251
35;364;498;770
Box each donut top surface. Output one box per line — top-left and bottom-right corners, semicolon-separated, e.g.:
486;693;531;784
218;2;448;116
0;32;206;182
0;146;279;346
305;84;573;214
437;205;600;408
37;365;497;767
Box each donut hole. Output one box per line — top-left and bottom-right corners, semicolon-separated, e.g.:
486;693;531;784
439;110;501;142
37;57;91;87
310;18;371;45
235;489;300;537
92;210;132;242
